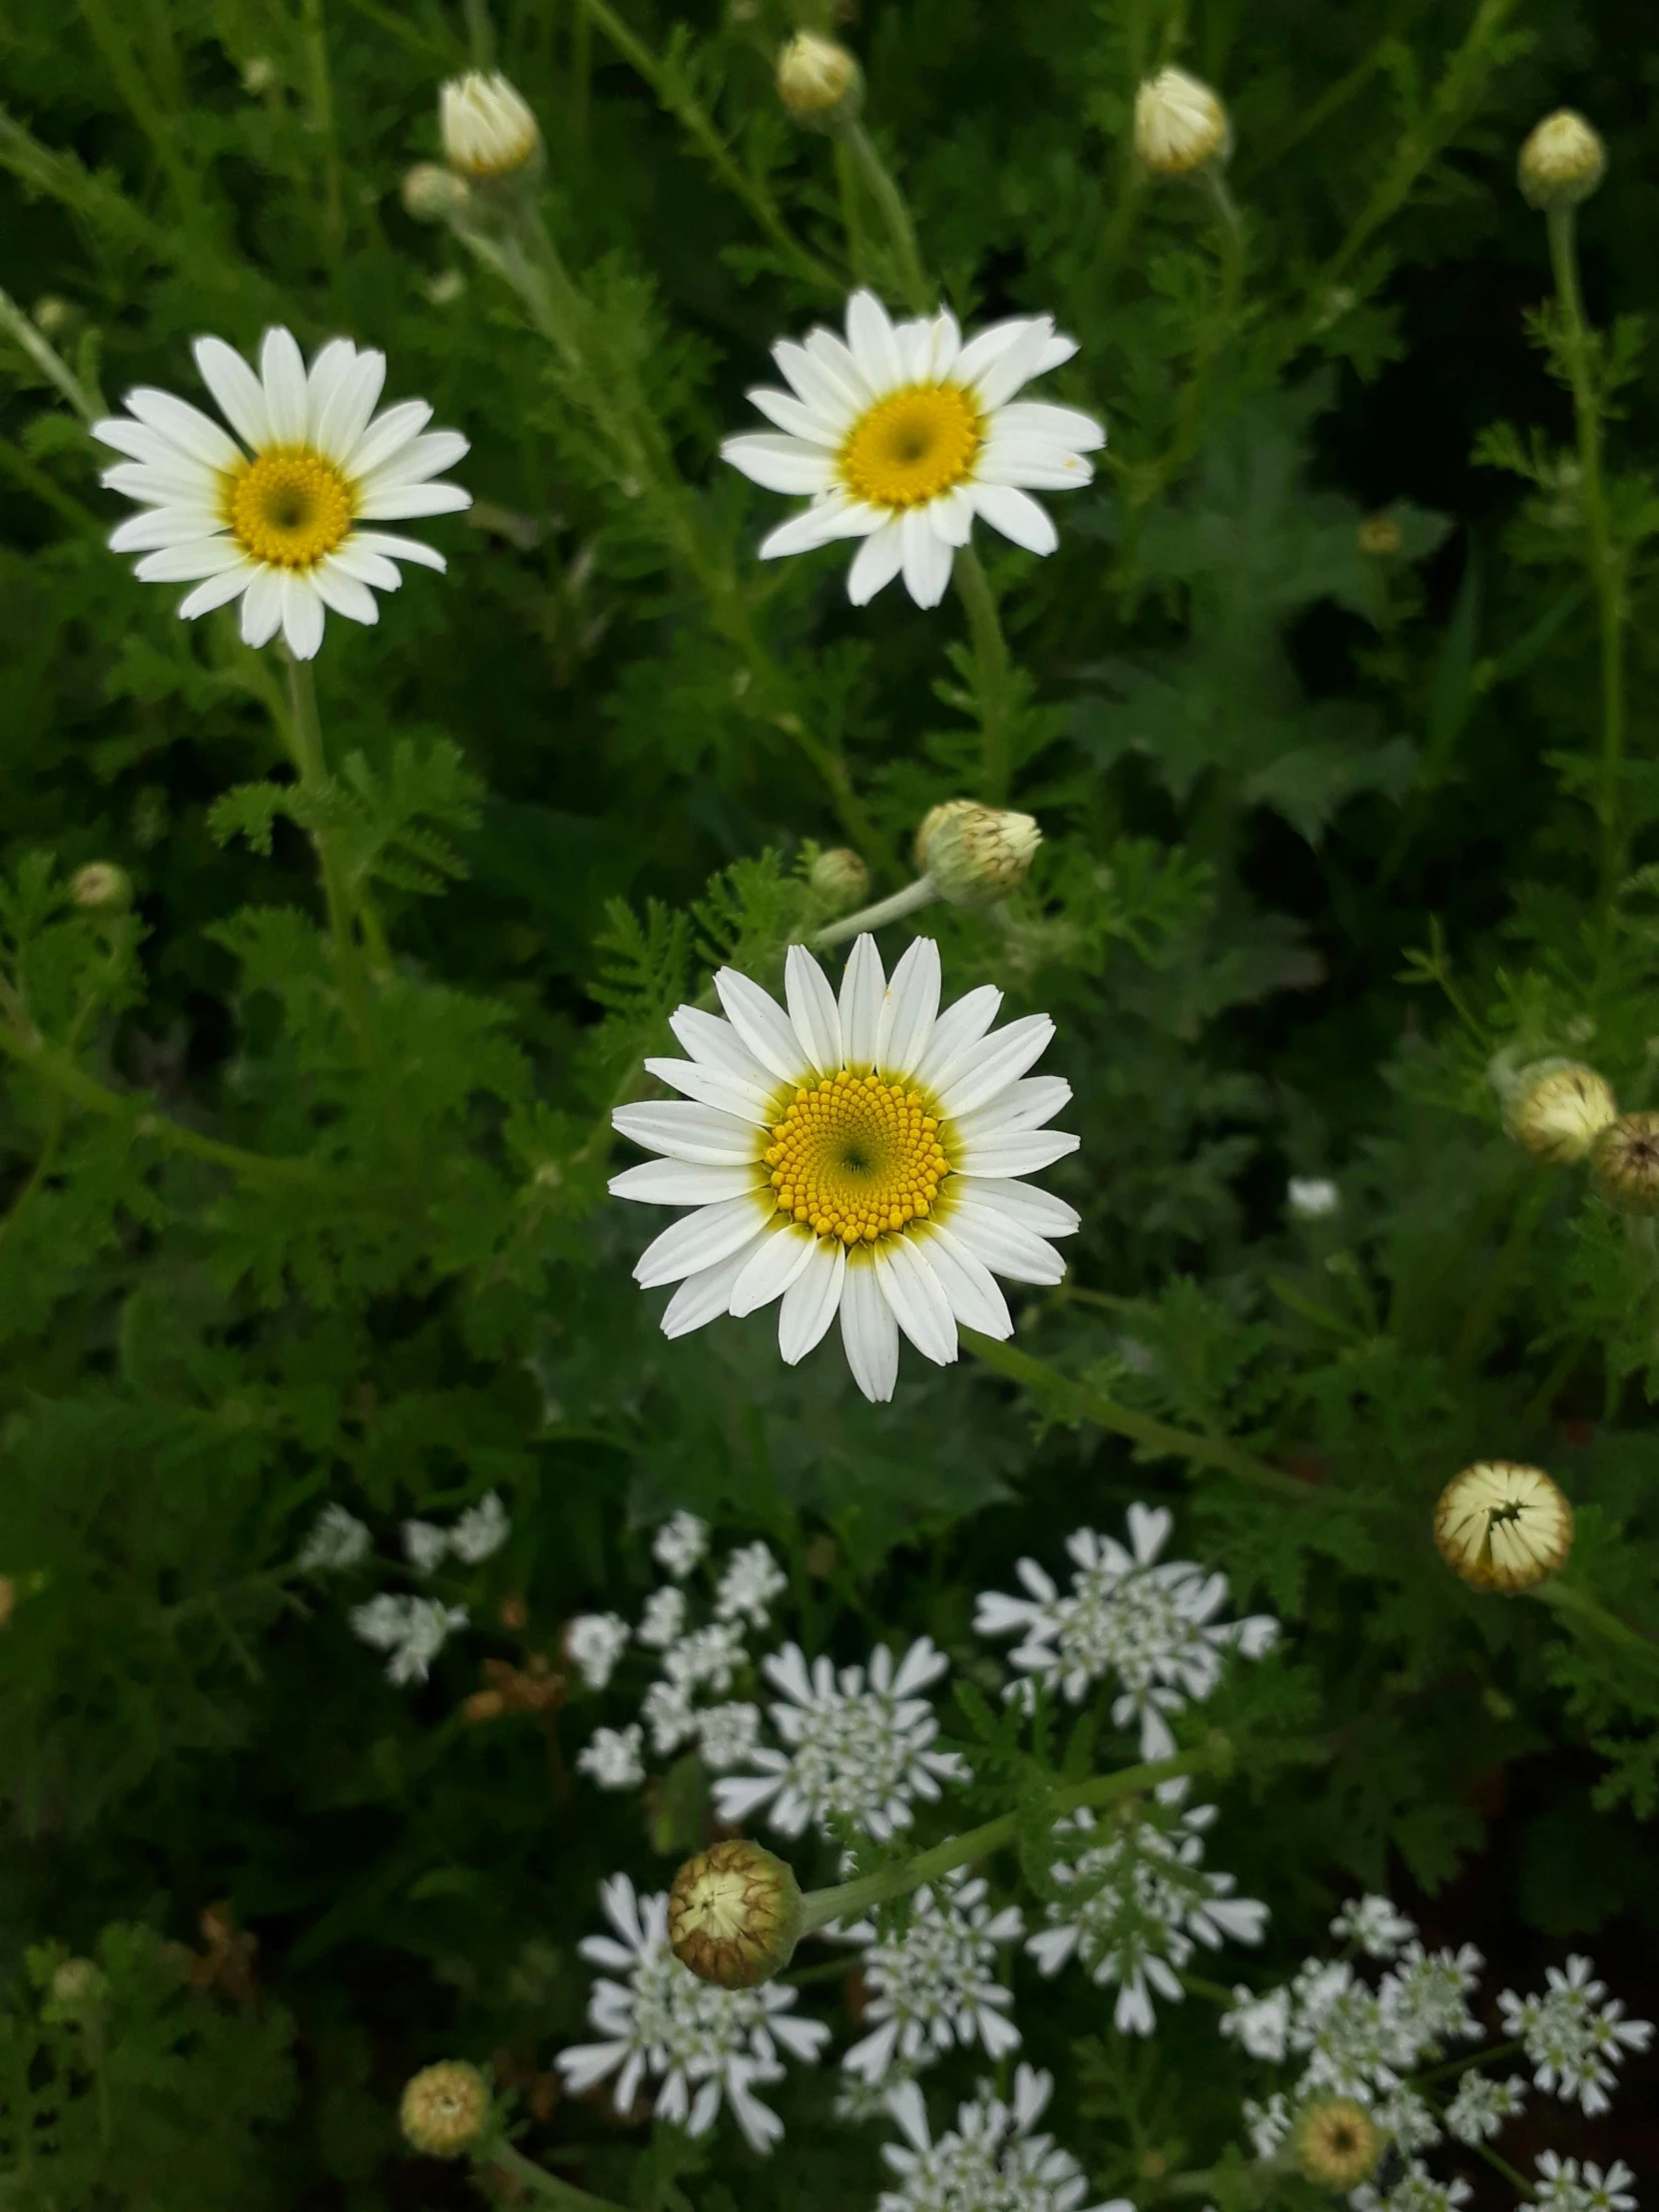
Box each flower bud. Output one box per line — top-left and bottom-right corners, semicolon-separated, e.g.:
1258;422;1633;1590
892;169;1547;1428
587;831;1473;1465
49;1957;108;2009
1133;67;1230;177
401;162;472;226
809;845;869;912
399;2060;492;2157
439;72;543;182
776;32;862;127
916;800;1041;908
1518;110;1606;210
1593;1111;1659;1213
1433;1461;1573;1594
241;55;276;96
71;862;131;911
1292;2097;1381;2189
32;296;73;335
668;1839;802;1989
1357;514;1401;557
1503;1058;1617;1164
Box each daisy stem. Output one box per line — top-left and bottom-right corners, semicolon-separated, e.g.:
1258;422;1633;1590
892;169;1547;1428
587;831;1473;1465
299;0;345;263
959;1328;1320;1504
1546;201;1627;923
954;548;1016;805
284;658;371;1043
840;120;932;315
1528;1576;1659;1679
482;2138;628;2210
0;285;104;424
795;1741;1228;1936
812;875;940;950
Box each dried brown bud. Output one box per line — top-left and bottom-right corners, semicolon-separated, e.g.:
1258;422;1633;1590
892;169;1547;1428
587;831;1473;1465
668;1839;803;1988
1593;1111;1659;1212
399;2059;492;2157
1433;1461;1573;1594
1505;1058;1618;1163
1293;2097;1382;2188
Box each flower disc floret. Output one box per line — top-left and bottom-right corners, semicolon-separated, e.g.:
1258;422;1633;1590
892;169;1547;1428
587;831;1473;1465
767;1072;950;1242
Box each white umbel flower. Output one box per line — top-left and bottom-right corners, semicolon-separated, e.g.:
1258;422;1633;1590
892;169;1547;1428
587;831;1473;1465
295;1502;371;1572
878;2065;1126;2212
712;1637;965;1842
654;1510;711;1578
609;934;1079;1402
555;1874;829;2152
1331;1895;1416;1960
94;327;470;660
1498;1953;1653;2116
834;1871;1024;2084
450;1491;510;1562
567;1611;631;1689
722;290;1104;608
349;1593;467;1685
1528;2153;1637;2212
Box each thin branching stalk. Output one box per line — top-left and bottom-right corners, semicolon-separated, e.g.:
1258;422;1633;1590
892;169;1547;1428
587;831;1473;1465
283;659;370;1041
812;876;940;949
483;2139;628;2210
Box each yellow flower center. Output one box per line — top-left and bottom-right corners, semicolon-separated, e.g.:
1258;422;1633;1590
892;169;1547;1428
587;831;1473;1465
226;448;353;568
765;1071;950;1245
839;383;981;510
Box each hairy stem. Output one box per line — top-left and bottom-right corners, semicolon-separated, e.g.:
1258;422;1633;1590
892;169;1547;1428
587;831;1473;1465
813;876;940;949
0;285;104;422
483;2138;628;2210
1531;1577;1659;1680
954;547;1016;804
284;658;370;1040
299;0;345;262
841;121;931;313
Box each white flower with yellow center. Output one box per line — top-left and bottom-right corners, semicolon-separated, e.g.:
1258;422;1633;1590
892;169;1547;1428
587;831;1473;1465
93;326;470;660
609;934;1079;1401
721;290;1104;609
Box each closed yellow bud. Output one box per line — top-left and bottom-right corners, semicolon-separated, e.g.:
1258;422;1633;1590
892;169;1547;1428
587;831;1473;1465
776;33;862;127
71;862;131;911
1293;2098;1382;2189
1518;110;1605;210
809;846;870;911
398;2060;491;2157
402;163;472;225
1433;1461;1573;1595
1504;1059;1617;1164
916;800;1041;907
1133;67;1230;177
439;72;542;182
668;1839;802;1988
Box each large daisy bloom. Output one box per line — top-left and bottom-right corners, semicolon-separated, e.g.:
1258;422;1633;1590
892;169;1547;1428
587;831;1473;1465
609;934;1079;1402
721;289;1104;609
93;327;471;660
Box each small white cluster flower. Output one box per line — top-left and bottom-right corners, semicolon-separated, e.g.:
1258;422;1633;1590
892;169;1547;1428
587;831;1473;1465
973;1504;1278;1757
1526;2154;1638;2212
1027;1799;1267;2034
1332;1894;1416;1959
878;2065;1126;2212
1355;2167;1472;2212
1499;1953;1653;2116
712;1638;966;1843
639;1585;688;1648
717;1541;790;1625
1242;2090;1290;2158
832;1871;1024;2085
296;1502;371;1573
567;1611;631;1689
349;1593;467;1685
1287;1175;1341;1219
576;1725;646;1790
555;1875;829;2152
654;1510;710;1579
403;1492;511;1574
403;1519;449;1573
1444;2069;1525;2143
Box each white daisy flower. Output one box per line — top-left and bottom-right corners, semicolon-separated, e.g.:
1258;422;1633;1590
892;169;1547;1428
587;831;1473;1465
715;1541;790;1627
93;326;470;660
577;1724;646;1791
654;1510;711;1578
348;1593;467;1685
295;1502;371;1573
450;1491;510;1563
555;1874;829;2153
833;1870;1024;2085
566;1611;631;1690
1444;2068;1525;2144
878;2065;1125;2212
609;934;1079;1403
973;1504;1278;1758
1025;1801;1268;2035
721;288;1104;609
712;1637;965;1842
1498;1953;1653;2116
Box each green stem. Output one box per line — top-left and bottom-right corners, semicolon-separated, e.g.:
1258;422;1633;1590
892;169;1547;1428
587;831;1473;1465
299;0;344;264
0;285;104;423
797;1742;1228;1935
813;875;940;949
959;1328;1321;1505
841;122;931;313
1530;1576;1659;1679
953;547;1016;804
578;0;840;296
482;2138;627;2210
463;0;497;67
834;135;868;286
284;658;370;1038
1546;202;1625;914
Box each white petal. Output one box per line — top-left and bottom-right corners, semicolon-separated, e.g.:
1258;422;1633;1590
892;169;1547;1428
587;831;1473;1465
876;936;940;1078
913;984;1003;1090
873;1238;957;1367
900;507;953;608
355;480;471;520
260;326;309;446
345;397;432;478
102;457;216;506
193;335;271;449
773;335;867;419
662;1246;753;1339
779;1238;846;1363
837;933;885;1067
669;1005;773;1084
945;1201;1067;1285
936;1013;1055;1116
327;542;402;592
279;569;325;660
111;507;224;552
642;1055;775;1123
722;433;837;494
239;564;283;647
952;1075;1072;1141
302;336;357;445
634;1195;770;1288
845;289;904;388
92;417;183;464
314;347;386;464
972;317;1059;409
991;399;1106;451
976;443;1094;491
911;1219;1013;1338
360;428;471;490
954;1128;1079;1178
714;969;810;1085
177;563;256;619
954;318;1035;384
971;482;1058;556
612;1099;761;1165
839;1253;900;1401
847;520;906;603
730;1222;818;1317
608;1159;764;1205
927;483;976;546
124;385;244;472
954;1175;1079;1237
745;383;848;444
760;496;883;559
310;561;380;626
133;539;249;582
345;528;447;572
785;943;842;1072
1037;333;1078;373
